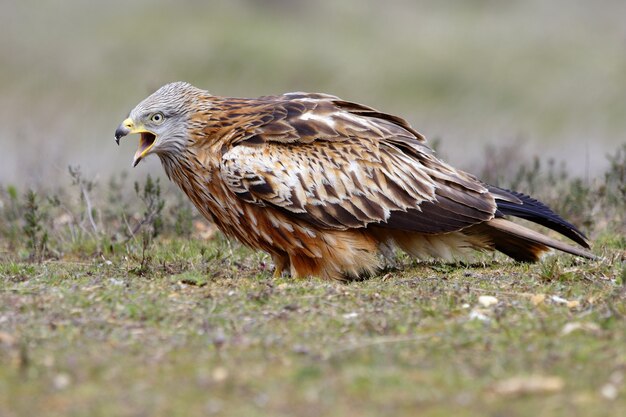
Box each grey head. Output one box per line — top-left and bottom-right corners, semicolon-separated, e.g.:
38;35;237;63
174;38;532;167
114;81;206;167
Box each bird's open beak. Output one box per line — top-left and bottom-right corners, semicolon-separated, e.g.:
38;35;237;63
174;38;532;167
114;117;157;167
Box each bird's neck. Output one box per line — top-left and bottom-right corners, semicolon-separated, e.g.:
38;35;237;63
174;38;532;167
158;148;222;225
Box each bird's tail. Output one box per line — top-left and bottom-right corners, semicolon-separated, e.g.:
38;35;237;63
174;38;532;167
464;186;595;261
467;218;594;261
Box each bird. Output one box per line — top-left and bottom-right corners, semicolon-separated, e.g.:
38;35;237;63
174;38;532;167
115;82;594;280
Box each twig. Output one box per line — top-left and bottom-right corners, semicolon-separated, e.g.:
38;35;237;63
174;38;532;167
68;165;99;236
80;181;98;235
128;212;158;238
121;213;135;240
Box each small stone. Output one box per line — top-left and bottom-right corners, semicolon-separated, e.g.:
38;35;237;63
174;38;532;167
109;278;124;286
530;294;546;306
52;373;71;390
561;322;601;336
212;367;228;382
213;328;226;349
292;344;309;355
600;383;618;400
478;295;498;307
469;309;490;322
551;295;568;304
492;375;564;396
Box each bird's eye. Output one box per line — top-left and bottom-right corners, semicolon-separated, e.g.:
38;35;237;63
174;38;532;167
150;112;165;124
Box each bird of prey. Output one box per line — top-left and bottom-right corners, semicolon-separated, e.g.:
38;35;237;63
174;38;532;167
115;82;593;280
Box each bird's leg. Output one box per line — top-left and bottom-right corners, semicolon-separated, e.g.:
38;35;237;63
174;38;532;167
377;240;402;272
271;253;291;278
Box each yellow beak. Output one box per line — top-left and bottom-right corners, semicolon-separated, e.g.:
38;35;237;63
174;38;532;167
114;117;157;167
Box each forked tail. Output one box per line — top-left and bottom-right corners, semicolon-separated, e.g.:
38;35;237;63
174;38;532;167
467;186;595;261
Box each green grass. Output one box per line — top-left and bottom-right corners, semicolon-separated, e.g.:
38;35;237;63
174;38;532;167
1;236;624;417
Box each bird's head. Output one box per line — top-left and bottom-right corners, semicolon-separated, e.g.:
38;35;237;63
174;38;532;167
114;81;205;167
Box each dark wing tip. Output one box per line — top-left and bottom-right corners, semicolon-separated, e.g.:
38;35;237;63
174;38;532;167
491;186;590;249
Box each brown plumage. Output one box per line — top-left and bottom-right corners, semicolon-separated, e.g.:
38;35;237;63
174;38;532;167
115;82;594;280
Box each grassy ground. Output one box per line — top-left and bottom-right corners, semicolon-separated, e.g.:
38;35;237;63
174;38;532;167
0;140;624;417
0;238;624;417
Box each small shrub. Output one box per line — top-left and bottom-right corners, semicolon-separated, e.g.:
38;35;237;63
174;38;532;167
172;197;194;237
132;174;165;239
0;184;22;248
22;190;48;262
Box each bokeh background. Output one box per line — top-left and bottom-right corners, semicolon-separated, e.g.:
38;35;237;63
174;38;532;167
2;0;625;186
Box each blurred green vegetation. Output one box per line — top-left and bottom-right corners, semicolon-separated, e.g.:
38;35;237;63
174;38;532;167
1;0;625;185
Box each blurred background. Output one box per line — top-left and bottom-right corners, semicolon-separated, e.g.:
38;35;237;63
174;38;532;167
1;0;625;186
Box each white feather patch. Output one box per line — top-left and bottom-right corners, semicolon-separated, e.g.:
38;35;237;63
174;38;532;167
300;111;336;128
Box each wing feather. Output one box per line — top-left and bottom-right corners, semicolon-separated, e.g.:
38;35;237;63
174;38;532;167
220;94;497;233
